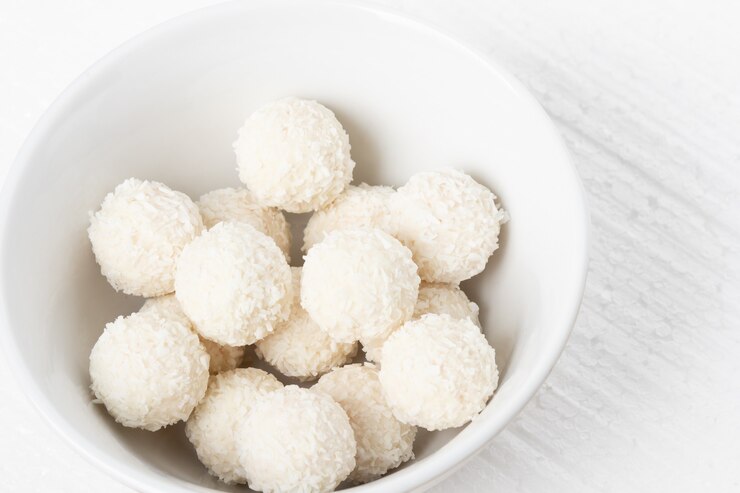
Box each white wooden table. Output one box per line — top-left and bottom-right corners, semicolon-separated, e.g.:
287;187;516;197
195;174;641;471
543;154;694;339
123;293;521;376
1;1;738;491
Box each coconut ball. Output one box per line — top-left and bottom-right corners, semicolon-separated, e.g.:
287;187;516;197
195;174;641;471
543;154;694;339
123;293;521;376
313;364;416;484
361;282;481;362
302;184;396;252
237;386;356;493
301;228;420;343
256;267;357;381
185;368;283;484
89;310;209;431
379;314;498;430
357;331;392;365
175;221;292;346
199;339;247;375
393;169;507;283
234;97;355;213
413;282;481;327
88;178;204;297
141;295;245;374
197;187;291;261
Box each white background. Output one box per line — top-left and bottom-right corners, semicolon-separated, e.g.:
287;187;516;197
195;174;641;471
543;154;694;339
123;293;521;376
1;1;739;492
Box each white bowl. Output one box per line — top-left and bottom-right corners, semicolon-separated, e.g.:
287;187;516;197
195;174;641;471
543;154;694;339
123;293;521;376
0;1;588;492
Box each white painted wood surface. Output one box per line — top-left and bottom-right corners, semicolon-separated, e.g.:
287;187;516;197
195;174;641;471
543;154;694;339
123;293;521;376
1;1;738;491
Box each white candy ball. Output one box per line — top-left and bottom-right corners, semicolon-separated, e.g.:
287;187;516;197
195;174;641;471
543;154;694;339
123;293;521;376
185;369;283;484
199;339;247;375
197;187;291;261
302;183;396;252
379;314;498;430
89;311;209;431
88;178;204;297
234;98;354;213
301;228;420;343
175;221;292;346
393;169;507;283
313;364;416;484
256;267;357;381
413;282;481;327
361;282;481;362
141;295;245;374
237;386;356;493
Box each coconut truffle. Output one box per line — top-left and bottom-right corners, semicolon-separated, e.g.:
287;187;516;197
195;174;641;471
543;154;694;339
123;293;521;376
234;97;355;213
185;369;283;484
237;386;356;493
256;267;357;380
301;228;420;343
361;282;481;362
88;178;204;297
175;221;292;346
379;314;498;430
393;169;507;283
89;310;209;431
141;295;245;374
302;184;396;252
357;331;392;365
197;187;291;261
313;364;416;484
413;282;481;327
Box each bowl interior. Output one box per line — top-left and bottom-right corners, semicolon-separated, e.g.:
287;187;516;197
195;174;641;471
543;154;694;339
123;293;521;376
0;1;587;492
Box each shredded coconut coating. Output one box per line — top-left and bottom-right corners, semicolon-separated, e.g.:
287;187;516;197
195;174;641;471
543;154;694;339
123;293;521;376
301;228;420;343
237;386;356;493
379;314;499;430
361;282;481;362
175;221;292;346
141;295;245;374
89;311;209;431
302;184;396;252
234;97;355;213
313;364;416;484
197;187;291;261
185;369;283;484
256;268;357;380
393;169;507;283
88;178;204;297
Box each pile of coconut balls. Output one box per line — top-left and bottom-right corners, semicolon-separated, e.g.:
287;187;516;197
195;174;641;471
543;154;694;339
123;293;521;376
87;97;507;493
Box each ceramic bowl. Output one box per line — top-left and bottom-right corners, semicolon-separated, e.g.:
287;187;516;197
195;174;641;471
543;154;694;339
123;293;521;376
0;1;588;491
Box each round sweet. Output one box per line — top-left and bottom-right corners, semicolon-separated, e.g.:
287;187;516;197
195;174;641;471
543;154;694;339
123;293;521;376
302;184;396;252
256;267;357;380
393;169;507;283
175;221;292;346
88;178;204;297
89;310;209;431
197;187;291;261
140;294;191;327
141;295;245;374
185;369;283;484
199;339;246;375
357;331;391;365
413;282;481;327
301;228;420;343
313;364;416;484
237;386;356;493
379;314;499;430
361;282;481;362
234;97;355;213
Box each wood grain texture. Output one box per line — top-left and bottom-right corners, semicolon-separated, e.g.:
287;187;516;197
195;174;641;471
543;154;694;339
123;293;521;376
0;1;738;492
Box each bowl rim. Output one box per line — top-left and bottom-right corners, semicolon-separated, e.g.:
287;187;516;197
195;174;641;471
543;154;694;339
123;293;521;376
0;1;589;491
